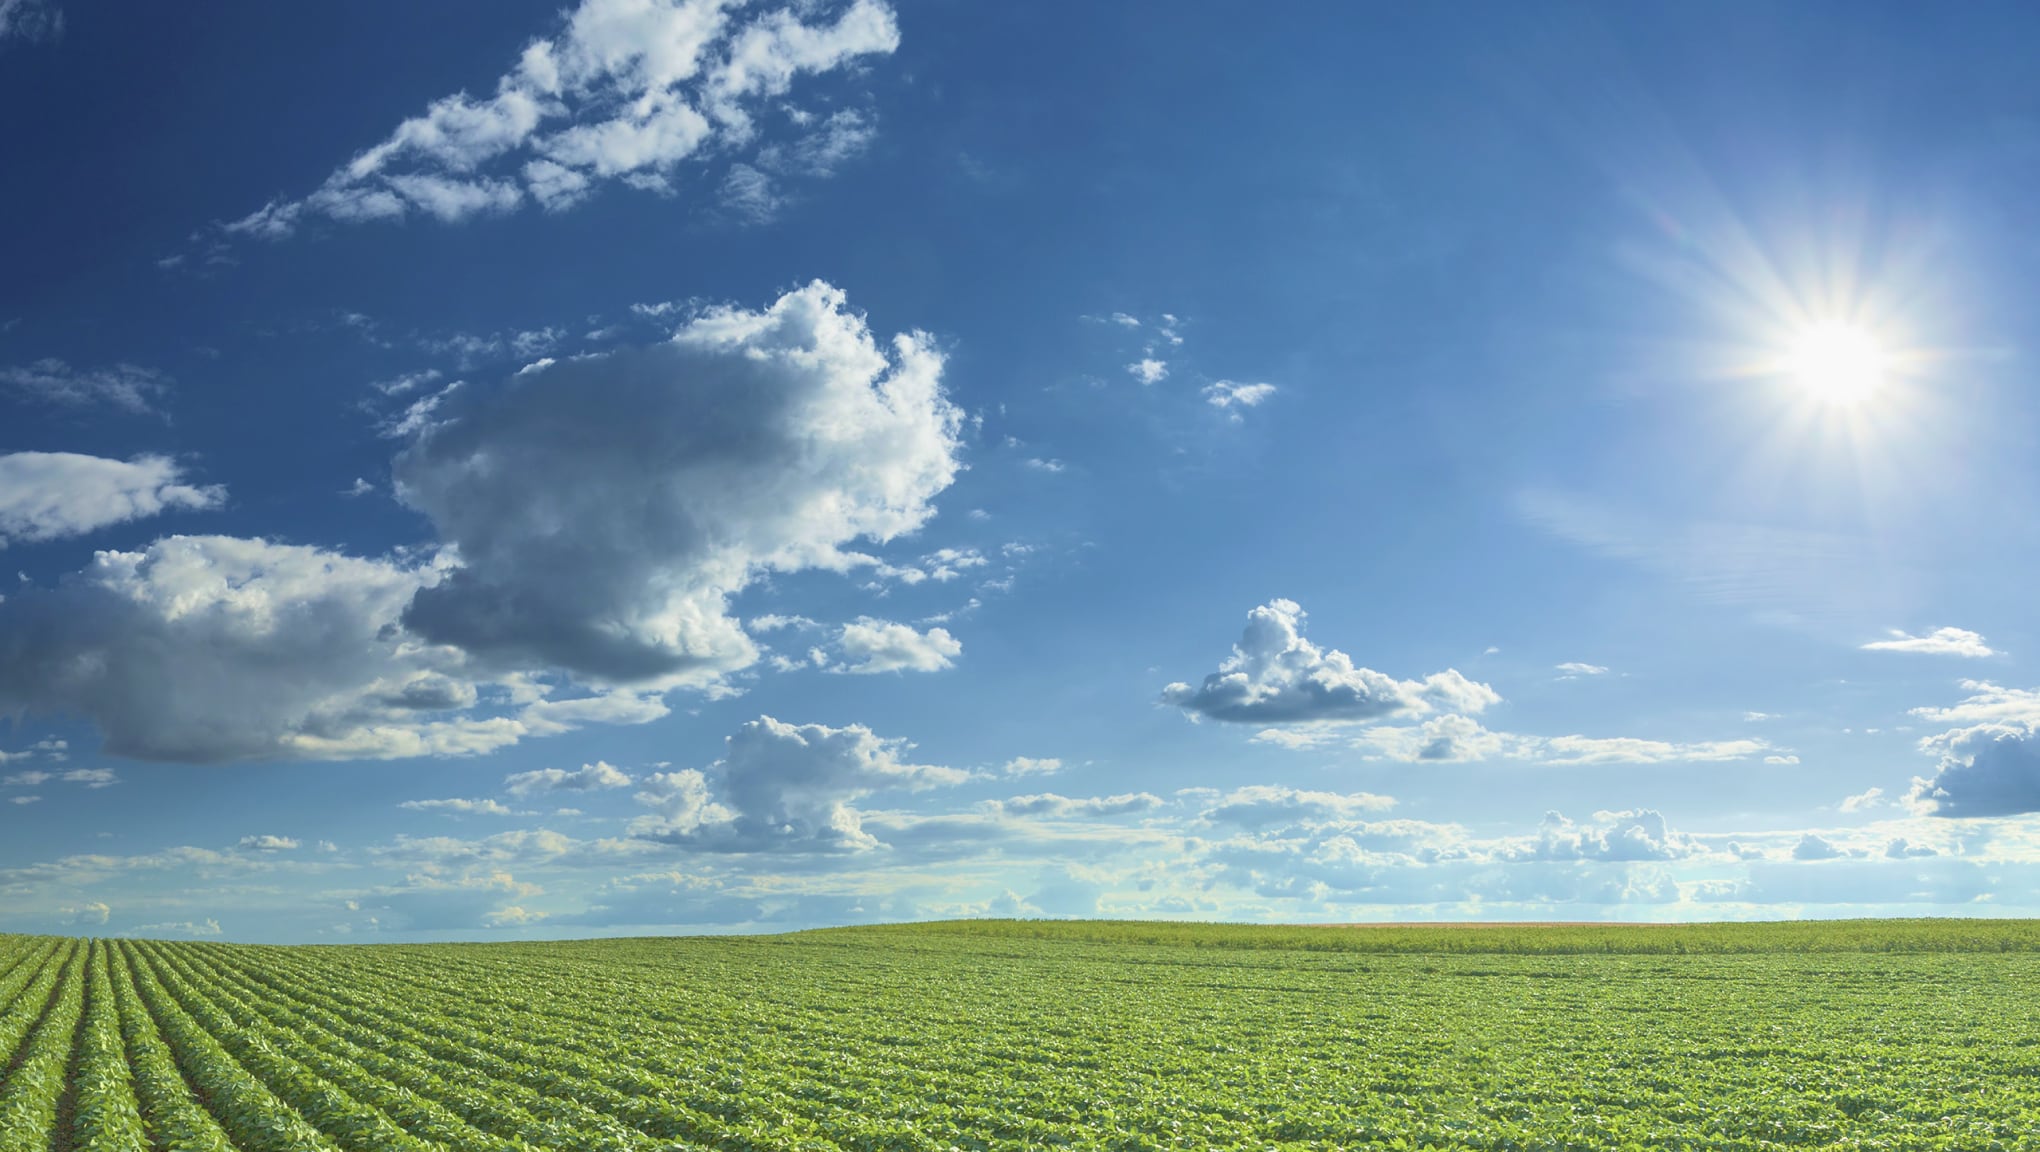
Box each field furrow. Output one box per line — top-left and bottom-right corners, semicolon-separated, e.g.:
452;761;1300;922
105;939;234;1152
173;943;660;1152
69;941;149;1152
127;944;431;1152
144;942;538;1152
0;941;84;1152
0;923;2032;1150
191;946;734;1150
116;943;340;1152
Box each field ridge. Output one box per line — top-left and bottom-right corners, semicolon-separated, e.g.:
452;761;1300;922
0;922;2035;1149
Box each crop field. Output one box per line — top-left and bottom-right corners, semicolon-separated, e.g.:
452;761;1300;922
2;922;2039;1151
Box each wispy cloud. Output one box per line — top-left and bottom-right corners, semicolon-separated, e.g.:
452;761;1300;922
222;0;899;239
1862;627;1998;658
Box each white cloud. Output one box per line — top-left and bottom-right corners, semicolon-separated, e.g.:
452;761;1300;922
1529;810;1700;862
0;0;62;43
1198;785;1397;830
63;902;110;926
1910;682;2040;728
1862;627;1998;658
1001;757;1063;777
991;793;1163;818
718;163;781;222
833;618;961;674
399;798;518;816
1023;458;1065;473
504;761;632;796
236;835;299;852
371;368;444;397
60;767;117;789
395;281;961;686
1534;735;1770;766
1162;599;1497;726
128;919;223;938
0;360;165;414
1791;833;1847;861
1554;661;1608;678
0;453;224;546
1839;786;1885;812
1201;380;1275;419
1346;715;1515;762
631;715;967;852
1126;359;1168;385
223;0;899;238
1267;709;1772;768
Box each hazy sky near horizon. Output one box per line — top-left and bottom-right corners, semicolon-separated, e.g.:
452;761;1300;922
6;1;2040;942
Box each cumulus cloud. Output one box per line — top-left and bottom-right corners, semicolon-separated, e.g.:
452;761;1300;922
0;359;166;414
1791;833;1847;861
1862;627;1998;658
1839;787;1885;813
833;618;960;674
504;761;632;796
1907;726;2040;818
0;453;224;546
236;835;299;852
1904;683;2040;817
1162;599;1497;726
631;715;967;851
0;535;664;762
1517;809;1699;862
1554;662;1608;678
223;0;899;238
395;280;961;686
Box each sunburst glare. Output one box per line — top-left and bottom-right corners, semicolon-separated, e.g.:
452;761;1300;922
1785;322;1886;408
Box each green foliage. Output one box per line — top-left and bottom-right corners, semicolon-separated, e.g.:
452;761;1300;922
823;915;2040;953
0;921;2038;1149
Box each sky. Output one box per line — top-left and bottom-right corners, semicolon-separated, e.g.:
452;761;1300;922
4;1;2040;942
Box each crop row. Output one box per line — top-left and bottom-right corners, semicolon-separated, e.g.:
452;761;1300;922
4;927;2040;1150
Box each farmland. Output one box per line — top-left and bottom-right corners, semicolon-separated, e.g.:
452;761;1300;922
2;922;2039;1150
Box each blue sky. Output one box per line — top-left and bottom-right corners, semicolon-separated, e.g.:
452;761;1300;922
5;1;2040;942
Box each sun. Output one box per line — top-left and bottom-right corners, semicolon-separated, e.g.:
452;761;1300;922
1785;322;1887;407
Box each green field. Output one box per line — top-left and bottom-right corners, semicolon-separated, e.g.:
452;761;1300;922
3;921;2039;1151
